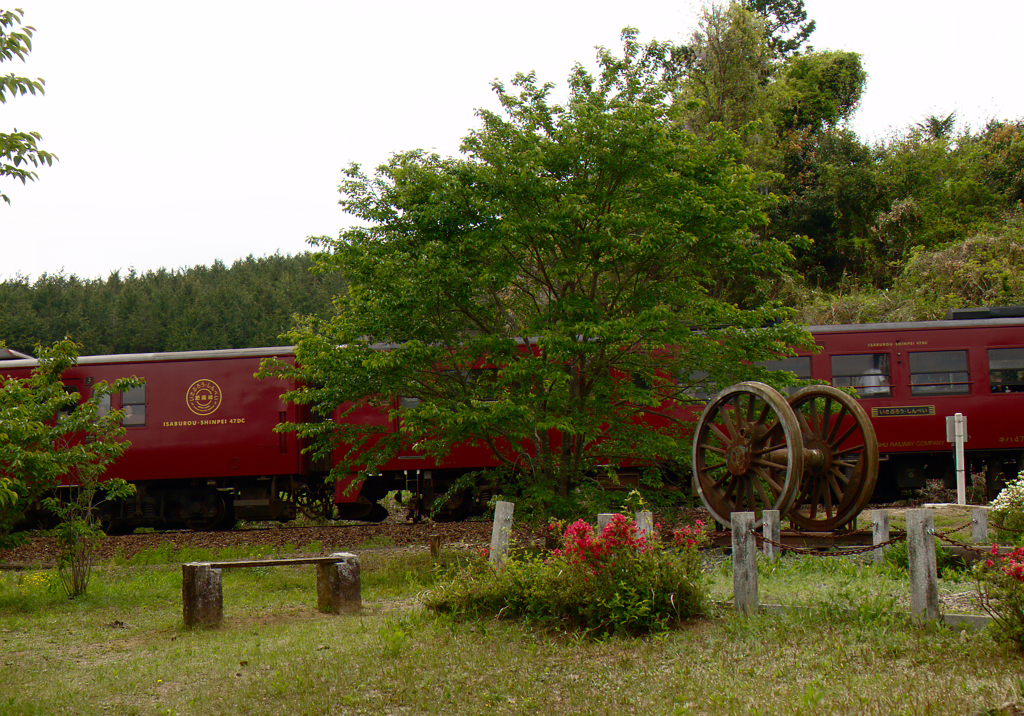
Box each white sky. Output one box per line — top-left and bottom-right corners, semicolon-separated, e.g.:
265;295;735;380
3;0;1023;282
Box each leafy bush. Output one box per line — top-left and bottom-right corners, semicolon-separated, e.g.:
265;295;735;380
977;545;1024;652
425;514;708;636
991;471;1024;545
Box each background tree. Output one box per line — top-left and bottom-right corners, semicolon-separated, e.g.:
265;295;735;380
741;0;815;58
1;8;55;204
263;30;812;515
0;253;348;355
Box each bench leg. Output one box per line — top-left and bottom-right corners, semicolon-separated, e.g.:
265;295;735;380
182;563;223;628
316;552;361;615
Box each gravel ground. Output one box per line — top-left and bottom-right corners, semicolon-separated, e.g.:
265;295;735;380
0;520;496;567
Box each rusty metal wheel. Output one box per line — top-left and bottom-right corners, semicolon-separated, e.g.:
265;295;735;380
786;385;879;531
692;382;803;528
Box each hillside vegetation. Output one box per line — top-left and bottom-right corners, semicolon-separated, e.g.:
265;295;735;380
0;253;346;355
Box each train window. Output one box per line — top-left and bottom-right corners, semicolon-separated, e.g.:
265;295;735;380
95;393;111;420
678;370;713;402
122;385;146;426
909;350;970;396
57;385;81;418
756;356;812;395
988;348;1024;393
830;353;891;398
399;395;421;409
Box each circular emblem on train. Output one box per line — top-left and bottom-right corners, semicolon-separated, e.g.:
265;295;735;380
186;379;223;416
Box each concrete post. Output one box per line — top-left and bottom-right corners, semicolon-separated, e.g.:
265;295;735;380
762;510;781;562
731;511;758;615
872;510;890;566
906;509;940;621
316;553;361;615
597;513;614;531
972;507;988;544
489;500;514;567
182;562;223;629
634;511;654;541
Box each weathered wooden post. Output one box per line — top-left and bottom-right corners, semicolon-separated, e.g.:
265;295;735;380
972;507;989;544
428;533;442;560
906;509;940;621
597;513;614;531
872;510;890;566
634;511;654;540
731;511;758;615
182;562;223;629
762;510;780;562
489;500;514;566
316;553;361;615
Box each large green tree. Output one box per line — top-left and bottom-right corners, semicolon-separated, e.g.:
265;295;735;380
263;31;811;508
1;8;55;204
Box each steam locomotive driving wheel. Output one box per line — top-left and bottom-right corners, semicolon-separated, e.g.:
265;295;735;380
786;385;879;531
692;382;879;531
692;382;804;528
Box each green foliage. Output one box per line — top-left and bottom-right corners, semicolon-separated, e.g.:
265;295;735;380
0;8;56;204
991;470;1024;545
426;514;707;635
881;537;963;576
741;0;815;57
678;4;774;133
0;253;348;355
772;51;866;133
0;340;139;542
265;29;813;504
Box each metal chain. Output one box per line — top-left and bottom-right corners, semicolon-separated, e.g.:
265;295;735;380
930;530;997;558
750;529;906;556
932;520;974;538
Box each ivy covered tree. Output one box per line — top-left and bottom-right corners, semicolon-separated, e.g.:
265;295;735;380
263;30;811;512
1;8;55;204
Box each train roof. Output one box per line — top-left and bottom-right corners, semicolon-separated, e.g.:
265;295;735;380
0;348;32;361
0;345;296;370
807;314;1024;334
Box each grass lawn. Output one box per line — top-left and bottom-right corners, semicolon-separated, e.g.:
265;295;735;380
1;540;1022;716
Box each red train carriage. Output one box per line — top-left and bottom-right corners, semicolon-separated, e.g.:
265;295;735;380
4;307;1024;530
764;308;1024;498
0;347;322;530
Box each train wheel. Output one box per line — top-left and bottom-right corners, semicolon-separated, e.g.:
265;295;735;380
786;385;879;531
294;484;336;521
692;382;803;528
184;489;227;531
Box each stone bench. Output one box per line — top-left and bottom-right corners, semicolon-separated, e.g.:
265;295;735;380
182;552;360;629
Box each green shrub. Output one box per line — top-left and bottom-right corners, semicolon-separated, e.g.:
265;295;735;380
425;514;708;636
991;471;1024;545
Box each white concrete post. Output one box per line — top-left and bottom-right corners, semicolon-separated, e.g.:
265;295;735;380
489;501;515;567
972;507;988;544
597;513;614;531
945;413;968;505
872;510;890;566
634;511;654;541
906;509;940;621
731;511;758;615
762;510;781;561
